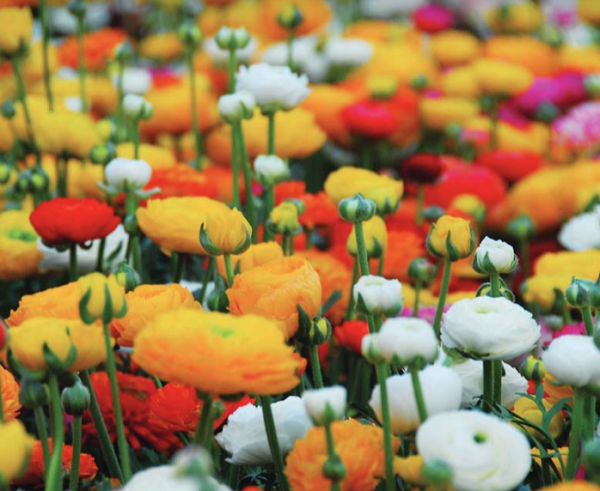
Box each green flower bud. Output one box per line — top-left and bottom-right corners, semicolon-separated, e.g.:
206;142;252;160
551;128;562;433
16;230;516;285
90;143;116;165
583;440;600;479
0;163;12;185
29;168;50;193
124;214;139;235
539;24;562;48
61;379;90;417
114;40;134;64
1;100;16;119
338;193;376;223
520;356;546;382
588;274;600;310
14;172;30;194
410;74;428;91
565;277;592;308
444;122;463;139
310;317;332;345
114;261;142;292
178;22;203;48
67;0;87;18
322;455;346;482
19;378;50;408
408;257;436;285
422;460;453;489
535;102;559;123
506;214;535;242
277;4;304;30
215;27;234;50
586;74;600;99
423;205;445;223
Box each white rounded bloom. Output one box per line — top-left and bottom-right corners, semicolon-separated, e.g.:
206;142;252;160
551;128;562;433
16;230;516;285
353;275;403;317
416;411;532;491
123;93;153;119
120;465;232;491
254;155;290;185
473;237;517;275
215;396;313;465
204;36;257;65
113;67;152;95
218;91;256;123
558;210;600;251
441;297;540;360
369;366;462;435
261;36;330;84
542;335;600;388
375;317;438;366
324;38;373;67
302;386;347;425
104;157;152;192
236;63;311;113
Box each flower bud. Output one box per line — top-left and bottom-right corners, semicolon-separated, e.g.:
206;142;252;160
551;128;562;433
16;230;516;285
277;4;304;30
15;172;29;194
322;455;346;482
586;74;600;99
67;0;86;18
218;91;256;124
353;275;403;317
79;272;127;324
215;27;233;49
232;28;251;49
90;143;117;165
347;215;387;259
102;157;153;193
506;214;535;242
29;168;50;193
114;40;134;64
583;440;600;479
178;22;202;48
589;274;600;310
61;378;90;416
302;386;347;426
310;317;332;345
368;75;398;100
114;261;142;292
361;334;386;364
422;460;453;489
268;202;302;235
0;163;11;185
423;205;445;222
410;74;428;91
1;100;16;119
427;215;475;262
338;193;376;223
566;277;592;308
408;257;436;285
472;237;518;275
173;447;213;478
19;378;50;408
254;155;290;186
535;102;559;123
520;356;545;382
284;198;305;216
123;94;153;120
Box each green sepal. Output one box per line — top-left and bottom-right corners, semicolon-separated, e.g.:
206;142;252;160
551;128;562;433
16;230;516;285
6;348;47;382
199;223;224;256
354;292;371;317
79;287;95;325
230;224;253;255
43;335;78;374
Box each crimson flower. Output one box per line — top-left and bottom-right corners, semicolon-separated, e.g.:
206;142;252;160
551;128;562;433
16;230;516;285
334;320;369;355
400;153;445;184
412;4;454;33
476;150;544;182
30;198;120;246
341;102;398;139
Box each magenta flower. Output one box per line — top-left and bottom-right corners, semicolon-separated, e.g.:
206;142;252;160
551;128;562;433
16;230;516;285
412;4;454;33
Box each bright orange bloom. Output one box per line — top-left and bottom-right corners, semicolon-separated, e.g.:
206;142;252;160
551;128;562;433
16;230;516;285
145;164;220;200
259;0;332;40
111;284;201;347
382;230;427;282
482;36;558;77
216;242;284;284
275;181;306;204
133;309;304;395
227;257;322;339
286;419;400;491
58;28;128;71
0;365;21;422
299;192;340;230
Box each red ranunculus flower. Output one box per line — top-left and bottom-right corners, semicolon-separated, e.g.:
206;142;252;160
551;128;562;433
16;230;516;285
475;150;544;183
400;153;445;184
412;4;454;33
341;102;398;139
30;198;120;246
334;320;369;355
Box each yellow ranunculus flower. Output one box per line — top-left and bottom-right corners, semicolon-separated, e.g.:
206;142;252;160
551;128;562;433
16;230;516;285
427;215;474;261
201;207;252;255
139;33;184;62
472;58;534;96
394;455;425;487
0;8;33;55
0;420;33;482
431;30;480;67
137;197;231;256
451;194;486;220
487;1;543;34
440;67;480;99
116;142;176;171
216;242;284;284
0;210;42;281
324;167;403;215
512;396;564;442
522;274;571;310
269;202;301;235
420;97;479;131
579;0;600;26
347;215;388;259
78;273;126;322
9;318;108;372
532;447;570;481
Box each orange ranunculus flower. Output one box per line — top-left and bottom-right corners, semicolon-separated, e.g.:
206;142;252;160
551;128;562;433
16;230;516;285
7;282;81;327
559;45;600;74
145;164;219;200
116;143;176;171
201;207;252;255
420;97;479;131
58;28;128;71
299;192;339;230
427;215;474;261
206;108;326;164
0;7;32;55
133;309;303;395
544;373;574;407
198;0;260;37
10;318;107;373
111;284;201;347
431;30;480;67
297;250;352;325
136;197;231;256
259;0;332;40
216;242;284;284
482;36;558;77
227;257;322;339
382;230;427;282
286;419;400;491
1;365;21;422
472;58;534;96
487;1;542;34
439;66;480;99
0;210;42;281
139;33;183;62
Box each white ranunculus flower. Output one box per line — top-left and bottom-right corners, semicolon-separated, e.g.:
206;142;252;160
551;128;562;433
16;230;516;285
416;410;532;491
215;396;313;465
254;155;290;185
302;386;347;425
120;465;231;491
353;275;403;317
112;67;152;95
48;2;110;35
374;317;438;366
261;36;330;83
360;0;426;17
38;225;127;274
369;366;462;435
123;94;153;119
473;237;517;274
204;36;257;65
103;157;152;193
558;210;600;251
324;38;373;67
441;297;540;360
235;63;311;113
542;335;600;388
64;96;83;113
218;91;256;123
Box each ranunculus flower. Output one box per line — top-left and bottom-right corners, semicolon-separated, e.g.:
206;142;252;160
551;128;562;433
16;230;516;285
441;297;541;360
334;320;369;355
120;465;231;491
369;366;462;435
475;150;543;182
200;207;252;255
472;58;534;96
79;272;126;322
558;209;600;251
218;90;256;123
226;257;322;339
416;411;532;491
216;242;284;284
216;396;313;465
400;153;444;185
30;198;120;246
473;237;517;275
420;97;479;131
341;101;398;139
431;29;480;66
412;4;454;33
0;420;33;483
0;210;42;281
542;335;600;388
102;157;153;193
427;215;474;261
254;155;290;185
302;386;347;425
353;275;403;317
0;8;33;55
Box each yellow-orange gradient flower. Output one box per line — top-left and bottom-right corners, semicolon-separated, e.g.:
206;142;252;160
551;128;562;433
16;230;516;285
356;45;436;86
259;0;332;40
420;97;479;131
111;284;201;347
472;58;534;96
198;0;260;37
202;207;251;254
1;365;21;422
0;210;42;281
139;33;184;62
431;30;480;67
286;418;400;491
116;143;176;171
482;36;558;77
216;242;284;284
226;256;322;339
136;197;231;256
9;318;107;372
0;419;33;482
133;309;303;395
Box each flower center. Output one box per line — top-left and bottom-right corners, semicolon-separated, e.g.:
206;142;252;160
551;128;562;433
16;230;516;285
473;432;487;444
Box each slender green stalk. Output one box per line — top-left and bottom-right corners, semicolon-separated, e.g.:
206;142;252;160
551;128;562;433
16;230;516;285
69;416;82;491
194;393;214;447
46;375;65;491
482;360;494;413
96;237;106;273
492;360;503;406
416;185;425;227
234;123;257;243
583;394;596;442
230;121;241;209
267;112;276;155
34;406;50;478
75;17;88;113
260;395;290;491
375;364;396;491
345;258;359;320
354;222;370;277
116;62;125;140
566;387;585;480
309;344;324;388
228;48;237;94
80;370;124;481
199;256;214;302
39;0;54;111
103;323;132;481
263;186;275;241
172;251;185;283
324;423;342;491
305;229;313;249
432;260;452;337
413;282;421;317
186;48;202;169
582;306;594;336
12;56;37;149
224;253;235;287
132;121;140;160
361;146;372;170
409;367;428;423
69;243;79;282
377;251;385;276
56;156;68;197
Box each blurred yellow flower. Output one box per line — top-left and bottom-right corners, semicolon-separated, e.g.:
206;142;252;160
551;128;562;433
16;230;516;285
431;30;480;67
439;66;480;98
139;33;184;62
464;116;550;154
198;0;260;37
394;455;425;487
116;143;176;171
20;41;58;83
0;8;32;55
487;1;543;34
201;207;252;255
259;0;332;40
472;58;534;96
483;36;558;77
420;97;479;131
0;210;42;281
215;242;284;284
79;273;126;322
427;215;474;260
512;396;564;441
347;215;388;258
578;0;600;26
0;365;21;422
559;45;600;74
0;420;33;482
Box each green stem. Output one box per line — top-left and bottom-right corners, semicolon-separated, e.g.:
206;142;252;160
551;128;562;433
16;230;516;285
230;121;241;209
172;251;185;283
234;122;257;243
263;186;275;241
345;257;359;320
409;367;428;423
75;17;87;113
224;253;235;287
432;260;452;338
354;221;370;277
228;48;237;94
305;229;313;249
199;256;214;303
490;274;501;297
268;112;276;155
103;323;132;481
582;306;594;336
193;392;214;447
132;120;140;160
69;243;79;282
46;375;64;491
482;360;494;413
361;146;372;170
416;185;424;227
12;56;38;151
186;47;202;169
116;62;125;141
40;0;54;111
413;282;421;317
375;364;396;491
96;237;106;273
493;359;503;407
377;251;385;276
324;423;342;491
566;387;586;480
309;344;324;388
583;393;596;442
56;156;68;197
69;416;82;491
34;406;50;479
260;395;290;491
80;370;124;482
